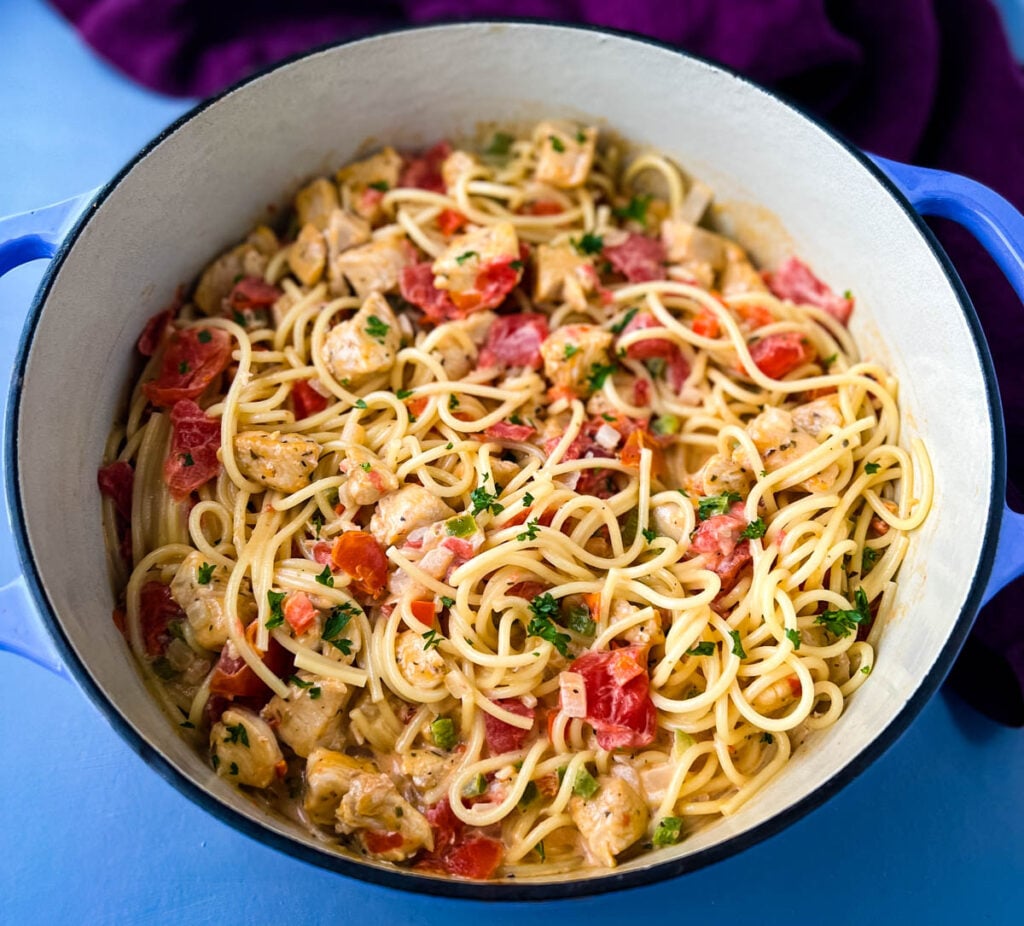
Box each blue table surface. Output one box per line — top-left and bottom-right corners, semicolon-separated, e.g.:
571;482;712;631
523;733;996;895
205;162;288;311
2;2;1023;923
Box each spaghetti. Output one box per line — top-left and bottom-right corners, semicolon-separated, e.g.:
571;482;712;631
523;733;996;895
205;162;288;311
99;120;931;880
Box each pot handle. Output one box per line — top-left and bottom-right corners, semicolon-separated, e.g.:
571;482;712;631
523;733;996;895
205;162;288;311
0;192;95;677
873;156;1024;605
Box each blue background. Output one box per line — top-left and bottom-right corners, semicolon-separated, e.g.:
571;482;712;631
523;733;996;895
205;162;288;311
2;1;1023;922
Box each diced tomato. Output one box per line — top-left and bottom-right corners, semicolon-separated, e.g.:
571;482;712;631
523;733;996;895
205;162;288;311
583;592;602;617
448;257;522;314
483;698;535;755
360;187;384;213
768;256;853;325
443;837;504;881
292;379;328;419
604;233;667;283
311;541;332;564
97;461;134;521
227;276;281;311
407;395;430;419
331;530;389;597
425;798;463;855
691;502;754;593
570;646;656;750
618;311;689;391
441;536;477;560
400;262;459;322
574;467;619;499
620;427;666;478
209;622;292;699
139;582;183;656
735;302;774;329
138;308;174;356
438;208;469;236
410;599;436;625
479;313;549;370
284;592;318;634
748;332;816;379
163;400;221;499
399;141;451;193
691;308;721;339
507;580;547;600
143;327;233;407
521;200;563;216
484;421;535;441
363;830;406;854
632;377;651;407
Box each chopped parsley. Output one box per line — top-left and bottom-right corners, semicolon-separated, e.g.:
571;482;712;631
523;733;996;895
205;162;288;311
571;232;604;255
178;361;190;374
815;587;871;638
576;129;587;143
265;590;286;629
785;628;802;650
642;527;658;543
697;492;743;520
179;720;195;729
196;562;215;585
448;394;460;410
652;816;683;847
509;259;524;271
368;180;390;192
535;841;546;862
564;343;580;359
522;492;535;506
223;723;249;747
485;131;514;157
549;134;566;153
180;452;195;468
761;732;774;744
470;485;504;516
864;461;880;474
197;329;212;344
288;675;314;689
211;754;220;770
518;781;539;808
613;194;651;225
396;388;413;400
309;686;322;700
440;596;456;609
585;361;617;392
565;605;596;637
422;629;442;651
322;604;357;654
610;306;639;335
354;398;367;409
728;629;747;659
572;767;599;799
823;353;838;367
315;565;334;587
686;642;715;657
862;546;881;573
739;518;767;540
229;762;239;776
431;717;457;751
311;510;325;538
365;315;390;342
861;664;872;675
516;519;540;542
527;594;571;656
359;461;372;472
455;250;478;265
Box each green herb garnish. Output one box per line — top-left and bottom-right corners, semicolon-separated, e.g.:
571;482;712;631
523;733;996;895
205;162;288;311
516;519;540;542
785;628;802;650
365;315;390;343
815;587;871;638
585;362;617;392
455;250;478;265
223;723;249;747
610;306;639;335
697;492;743;520
613;194;651;225
571;232;604;255
728;629;747;659
739;518;767;540
686;642;715;657
315;565;334;587
265;590;286;629
197;562;215;584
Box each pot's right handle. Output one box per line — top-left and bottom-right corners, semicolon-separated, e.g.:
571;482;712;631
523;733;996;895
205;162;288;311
873;156;1024;605
0;192;96;677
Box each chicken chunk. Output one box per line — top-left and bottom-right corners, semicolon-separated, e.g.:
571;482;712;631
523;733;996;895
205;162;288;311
234;430;321;493
295;177;340;231
533;243;596;310
261;674;350;758
304;747;376;825
337;445;399;508
650;499;691;543
747;406;838;493
170;551;256;650
394;749;454;795
332;233;408;298
324;208;372;296
210;708;284;789
336;147;403;192
194;225;279;315
660;220;727;289
792;394;843;438
611;599;666;648
751;674;802;714
441;149;481;191
321;291;400;386
432;222;521;308
692;451;754;498
540;324;614;398
288;223;327;286
719;242;768;297
533;121;598;189
395;629;446;688
369;484;456;547
569;775;649;867
336;772;434;861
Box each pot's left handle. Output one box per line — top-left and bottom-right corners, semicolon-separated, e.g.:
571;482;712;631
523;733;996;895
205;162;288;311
872;157;1024;607
0;191;97;677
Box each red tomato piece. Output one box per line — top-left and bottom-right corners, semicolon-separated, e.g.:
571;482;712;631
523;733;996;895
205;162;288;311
507;581;547;600
484;421;536;441
632;376;651;407
620;427;666;478
164;400;221;500
449;257;522;314
735;302;775;329
143;327;232;407
604;233;667;283
399;141;451;193
400;262;459;322
437;208;468;236
139;582;183;656
209;622;292;699
768;256;853;325
691;502;753;593
363;830;406;854
410;599;436;625
691;307;721;339
331;531;389;597
311;541;332;564
522;200;563;216
618;311;689;391
443;837;504;881
97;461;134;521
483;698;535;755
425;797;463;855
570;646;656;750
227;276;281;311
360;187;384;213
748;332;816;379
292;379;328;419
478;313;549;370
284;592;318;635
137;308;174;356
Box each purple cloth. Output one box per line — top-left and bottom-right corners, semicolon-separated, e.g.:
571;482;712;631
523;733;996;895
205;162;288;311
50;0;1024;725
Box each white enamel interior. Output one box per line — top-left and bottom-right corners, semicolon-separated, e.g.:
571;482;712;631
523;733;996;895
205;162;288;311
15;24;994;887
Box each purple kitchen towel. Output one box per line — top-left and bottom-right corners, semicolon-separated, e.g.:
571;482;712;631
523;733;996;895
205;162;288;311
49;0;1024;725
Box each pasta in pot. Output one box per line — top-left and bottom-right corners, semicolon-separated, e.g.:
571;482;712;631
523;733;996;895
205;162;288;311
98;121;931;880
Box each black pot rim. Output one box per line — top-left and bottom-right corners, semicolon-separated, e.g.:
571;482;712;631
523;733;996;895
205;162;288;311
4;18;1006;902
